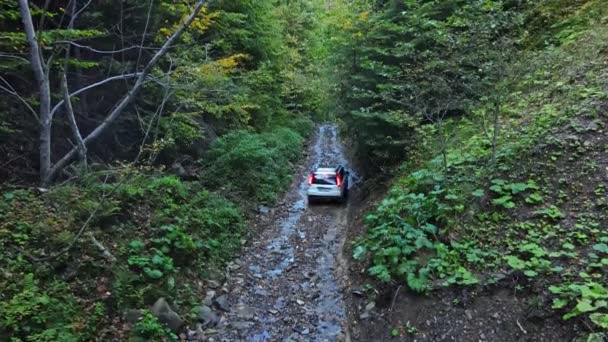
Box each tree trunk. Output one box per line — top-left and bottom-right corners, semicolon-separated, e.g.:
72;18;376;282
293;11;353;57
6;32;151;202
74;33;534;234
491;100;500;166
19;0;52;184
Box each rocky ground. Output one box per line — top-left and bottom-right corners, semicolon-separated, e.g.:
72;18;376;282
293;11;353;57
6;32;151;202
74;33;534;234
188;125;357;341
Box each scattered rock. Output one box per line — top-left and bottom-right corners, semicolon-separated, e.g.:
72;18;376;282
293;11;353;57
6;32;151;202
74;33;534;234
587;120;602;132
364;302;375;311
203;290;216;307
258;205;270;215
236;303;255;320
207;280;221;289
360;312;370;320
213;294;230;312
171;161;187;178
124;309;143;324
351;290;364;297
231;321;254;330
227;262;241;271
269;309;279;315
151;298;184;333
296;299;305;306
293;327;310;335
197;306;220;328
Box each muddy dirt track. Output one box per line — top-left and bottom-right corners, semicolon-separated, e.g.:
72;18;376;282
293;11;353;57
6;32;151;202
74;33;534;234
208;125;356;341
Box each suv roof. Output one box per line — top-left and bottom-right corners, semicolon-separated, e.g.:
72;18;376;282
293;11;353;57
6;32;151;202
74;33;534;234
315;167;336;173
315;165;344;173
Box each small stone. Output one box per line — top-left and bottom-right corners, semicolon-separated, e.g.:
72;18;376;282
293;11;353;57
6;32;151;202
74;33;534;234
213;294;230;312
258;205;270;214
150;298;184;333
227;262;241;271
231;321;254;330
124;309;143;324
236;303;255;320
197;306;220;328
203;290;216;307
492;312;500;319
269;309;279;315
360;312;370;320
207;280;221;289
465;310;473;320
351;290;364;297
296;299;305;306
364;302;375;311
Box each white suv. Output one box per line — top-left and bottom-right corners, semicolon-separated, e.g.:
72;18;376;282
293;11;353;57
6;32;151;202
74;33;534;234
307;165;349;203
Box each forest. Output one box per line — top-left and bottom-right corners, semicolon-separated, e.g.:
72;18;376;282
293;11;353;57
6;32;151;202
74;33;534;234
1;0;607;340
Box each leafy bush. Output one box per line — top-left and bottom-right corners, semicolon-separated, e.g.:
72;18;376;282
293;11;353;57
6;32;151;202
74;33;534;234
0;274;79;341
353;169;479;292
202;128;304;203
0;173;245;339
130;310;177;341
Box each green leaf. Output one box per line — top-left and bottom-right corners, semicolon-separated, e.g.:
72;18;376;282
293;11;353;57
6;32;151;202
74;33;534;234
391;328;400;337
562;242;575;250
505;255;525;270
590;313;608;329
369;264;391;282
575;298;596;313
492;195;515;208
472;189;485;197
406;271;428;292
551;298;568;309
353;245;367;260
508;183;529;194
592;243;608;254
524;270;538;277
144;268;163;279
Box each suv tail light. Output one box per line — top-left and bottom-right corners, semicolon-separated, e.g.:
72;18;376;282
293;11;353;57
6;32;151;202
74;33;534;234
336;174;342;187
307;174;314;185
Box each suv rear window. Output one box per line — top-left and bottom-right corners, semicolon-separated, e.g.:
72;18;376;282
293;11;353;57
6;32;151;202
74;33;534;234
312;173;337;185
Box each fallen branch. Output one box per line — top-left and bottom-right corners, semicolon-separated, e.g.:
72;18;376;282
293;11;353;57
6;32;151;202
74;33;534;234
88;232;117;262
516;319;527;334
390;285;402;312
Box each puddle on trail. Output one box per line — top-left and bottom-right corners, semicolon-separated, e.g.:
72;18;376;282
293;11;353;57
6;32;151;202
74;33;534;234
215;125;357;342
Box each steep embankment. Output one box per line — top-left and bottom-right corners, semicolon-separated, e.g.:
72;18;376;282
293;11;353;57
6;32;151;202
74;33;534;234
341;1;608;341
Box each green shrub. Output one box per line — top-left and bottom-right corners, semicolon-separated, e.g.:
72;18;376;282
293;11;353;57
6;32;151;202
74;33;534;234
0;274;79;341
130;310;177;341
202;128;304;203
284;115;314;137
0;173;246;339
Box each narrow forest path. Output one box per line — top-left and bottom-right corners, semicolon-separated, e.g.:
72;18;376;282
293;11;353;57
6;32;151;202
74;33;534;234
208;125;357;341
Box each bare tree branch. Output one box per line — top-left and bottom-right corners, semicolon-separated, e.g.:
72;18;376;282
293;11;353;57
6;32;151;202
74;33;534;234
49;73;142;119
44;0;208;184
0;53;30;64
54;41;159;55
0;76;39;120
61;73;87;167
